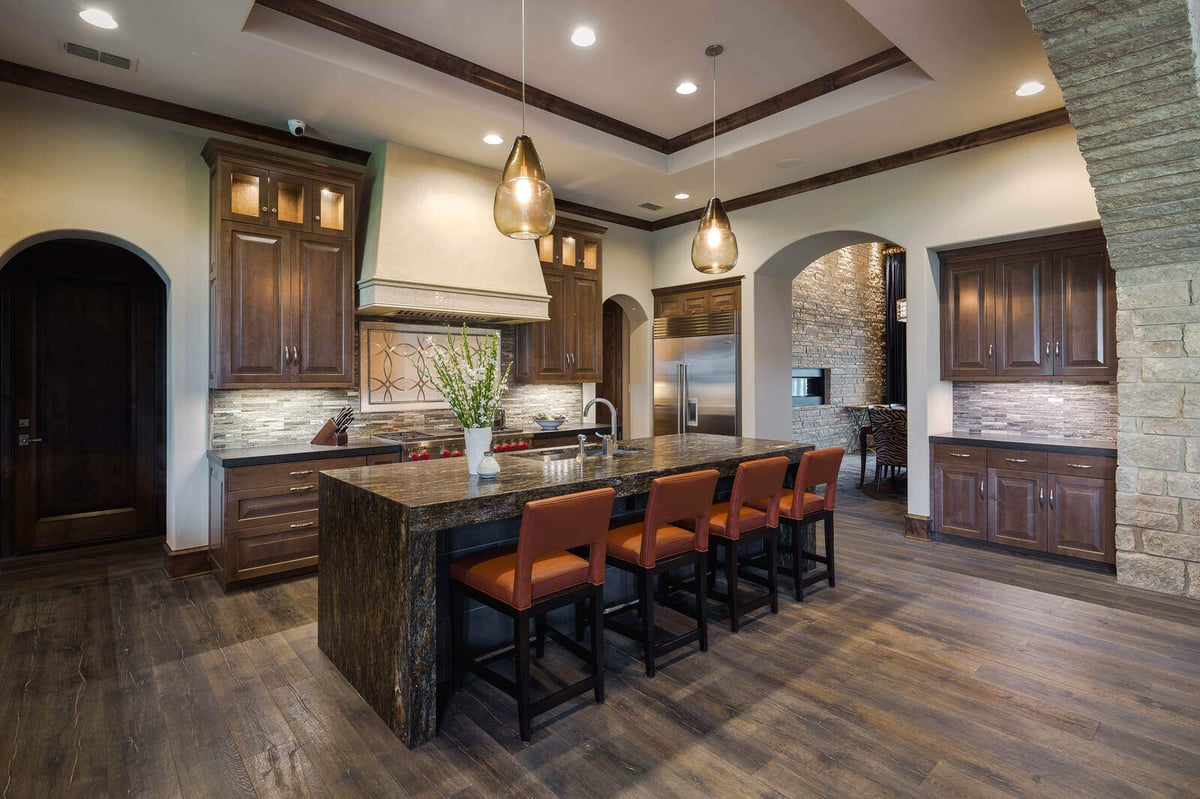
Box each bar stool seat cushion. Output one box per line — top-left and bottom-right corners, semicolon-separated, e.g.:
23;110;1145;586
707;502;770;540
751;491;825;519
450;548;589;609
606;522;695;566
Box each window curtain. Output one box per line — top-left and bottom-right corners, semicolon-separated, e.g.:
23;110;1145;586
884;248;907;405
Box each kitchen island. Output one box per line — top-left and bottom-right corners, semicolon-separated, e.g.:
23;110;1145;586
317;433;810;746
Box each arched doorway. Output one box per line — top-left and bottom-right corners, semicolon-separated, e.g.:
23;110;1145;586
0;239;166;556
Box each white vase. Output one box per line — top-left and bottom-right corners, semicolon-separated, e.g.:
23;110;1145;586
477;451;501;479
463;427;493;476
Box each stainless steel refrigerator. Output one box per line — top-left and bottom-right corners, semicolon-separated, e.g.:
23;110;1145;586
653;311;740;436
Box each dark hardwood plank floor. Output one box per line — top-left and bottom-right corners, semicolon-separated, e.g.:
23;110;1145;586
1;466;1197;798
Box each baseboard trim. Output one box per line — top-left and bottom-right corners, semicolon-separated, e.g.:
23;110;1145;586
162;542;212;580
904;513;931;541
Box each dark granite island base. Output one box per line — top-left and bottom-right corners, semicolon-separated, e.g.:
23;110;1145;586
317;433;811;747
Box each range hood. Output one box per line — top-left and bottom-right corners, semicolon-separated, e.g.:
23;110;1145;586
358;142;551;323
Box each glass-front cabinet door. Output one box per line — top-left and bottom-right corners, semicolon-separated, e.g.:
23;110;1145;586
313;180;355;236
221;163;270;225
268;171;311;231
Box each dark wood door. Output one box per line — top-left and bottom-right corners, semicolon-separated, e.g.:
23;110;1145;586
571;272;603;382
995;252;1053;376
1055;246;1117;377
2;240;165;555
222;222;288;384
293;234;352;384
933;460;988;540
987;468;1046;551
1048;474;1114;563
941;259;994;378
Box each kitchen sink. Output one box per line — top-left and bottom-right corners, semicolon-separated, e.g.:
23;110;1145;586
511;444;644;463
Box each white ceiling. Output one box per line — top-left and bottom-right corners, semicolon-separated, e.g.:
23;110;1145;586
0;0;1064;224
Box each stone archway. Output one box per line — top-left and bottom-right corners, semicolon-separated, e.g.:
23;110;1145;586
1021;1;1200;596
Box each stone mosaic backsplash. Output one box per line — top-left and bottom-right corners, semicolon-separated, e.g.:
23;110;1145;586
952;381;1117;442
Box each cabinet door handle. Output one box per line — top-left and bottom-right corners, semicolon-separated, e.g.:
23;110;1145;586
283;345;291;365
1049;488;1055;508
948;452;972;458
1055;341;1060;356
289;521;316;529
980;480;985;498
1039;487;1045;506
1065;463;1093;469
292;346;299;363
987;344;993;359
1004;457;1029;464
288;470;314;477
1045;341;1051;356
288;485;315;492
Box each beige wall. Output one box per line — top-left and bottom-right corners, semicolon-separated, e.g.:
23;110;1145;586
650;125;1104;517
0;83;211;552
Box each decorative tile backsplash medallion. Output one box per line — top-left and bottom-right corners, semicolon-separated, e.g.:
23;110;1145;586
359;321;499;413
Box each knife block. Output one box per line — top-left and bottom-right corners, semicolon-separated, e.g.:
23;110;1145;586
311;419;346;446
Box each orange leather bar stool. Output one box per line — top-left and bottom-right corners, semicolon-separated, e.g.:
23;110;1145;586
604;469;719;677
751;447;844;601
703;456;790;632
449;487;616;741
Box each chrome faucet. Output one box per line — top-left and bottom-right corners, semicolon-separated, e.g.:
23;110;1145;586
583;397;618;450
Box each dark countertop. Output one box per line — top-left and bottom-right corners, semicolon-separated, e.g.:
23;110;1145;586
929;430;1116;456
322;433;810;532
207;439;401;467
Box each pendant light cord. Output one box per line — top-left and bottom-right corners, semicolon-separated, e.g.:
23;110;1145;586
521;0;527;135
711;52;717;198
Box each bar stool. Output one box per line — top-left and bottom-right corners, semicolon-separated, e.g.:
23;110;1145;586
751;447;844;601
604;469;719;677
449;486;616;741
704;456;790;632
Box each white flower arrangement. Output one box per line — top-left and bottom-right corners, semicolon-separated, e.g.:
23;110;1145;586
412;325;511;429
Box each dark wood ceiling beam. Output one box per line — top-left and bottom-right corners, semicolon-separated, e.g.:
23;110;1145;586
255;0;669;152
0;59;370;165
555;200;654;232
649;108;1073;229
664;47;912;153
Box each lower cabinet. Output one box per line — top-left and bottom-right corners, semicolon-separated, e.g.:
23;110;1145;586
931;441;1114;564
209;452;399;589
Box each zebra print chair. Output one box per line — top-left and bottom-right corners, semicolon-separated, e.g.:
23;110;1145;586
867;405;907;494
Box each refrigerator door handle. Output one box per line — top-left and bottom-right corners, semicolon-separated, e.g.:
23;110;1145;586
677;363;688;434
686;398;699;427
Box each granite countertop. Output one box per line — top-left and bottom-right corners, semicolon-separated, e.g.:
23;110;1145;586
207;439;402;467
321;433;811;531
929;430;1116;456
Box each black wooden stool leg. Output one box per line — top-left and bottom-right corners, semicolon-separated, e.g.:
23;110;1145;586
535;614;547;659
590;590;605;703
641;569;656;677
515;610;532;741
696;552;709;652
574;600;585;642
726;539;740;633
825;515;836;588
790;519;804;602
767;528;779;614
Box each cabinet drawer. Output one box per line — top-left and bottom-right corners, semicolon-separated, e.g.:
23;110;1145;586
227;484;319;531
1046;452;1116;480
233;521;319;582
932;444;986;464
227;456;365;491
366;453;400;465
987;448;1046;472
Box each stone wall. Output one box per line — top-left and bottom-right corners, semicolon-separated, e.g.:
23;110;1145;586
1022;0;1200;597
210;324;581;448
952;382;1117;441
790;243;886;448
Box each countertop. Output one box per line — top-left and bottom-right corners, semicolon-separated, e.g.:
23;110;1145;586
207;439;402;467
929;430;1116;456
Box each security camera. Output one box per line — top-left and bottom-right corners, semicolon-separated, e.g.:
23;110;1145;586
287;119;307;137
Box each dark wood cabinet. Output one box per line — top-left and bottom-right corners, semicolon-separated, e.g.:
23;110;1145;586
931;439;1115;564
931;444;988;540
653;276;743;319
204;139;361;389
517;218;605;383
939;229;1115;381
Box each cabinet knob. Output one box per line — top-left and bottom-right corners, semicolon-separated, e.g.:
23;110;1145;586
271;208;277;214
314;215;320;222
261;206;268;212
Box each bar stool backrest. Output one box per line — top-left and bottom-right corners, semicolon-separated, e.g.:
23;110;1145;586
794;447;846;512
639;469;720;567
515;487;616;609
726;456;790;536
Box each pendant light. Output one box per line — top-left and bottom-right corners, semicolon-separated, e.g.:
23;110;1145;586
494;0;555;239
691;44;738;274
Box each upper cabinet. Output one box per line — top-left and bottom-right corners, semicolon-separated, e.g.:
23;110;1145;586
204;140;362;389
652;277;743;319
516;218;606;384
939;229;1116;381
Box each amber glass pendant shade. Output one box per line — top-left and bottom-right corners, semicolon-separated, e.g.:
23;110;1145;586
691;197;738;274
494;135;555;240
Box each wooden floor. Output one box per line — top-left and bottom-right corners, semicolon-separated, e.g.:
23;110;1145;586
2;466;1199;798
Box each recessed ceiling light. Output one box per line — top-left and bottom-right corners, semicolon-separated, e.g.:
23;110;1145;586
674;193;690;200
482;133;504;145
1015;81;1045;97
676;81;698;95
776;158;803;169
571;27;596;47
80;8;118;29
